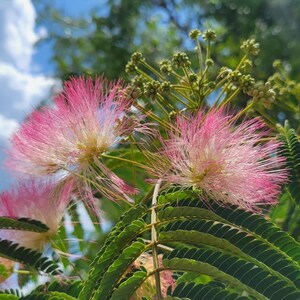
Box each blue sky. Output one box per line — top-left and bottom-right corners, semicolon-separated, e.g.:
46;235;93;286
0;0;102;190
33;0;105;74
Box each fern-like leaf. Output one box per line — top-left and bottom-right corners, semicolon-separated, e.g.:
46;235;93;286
0;239;60;275
0;217;48;232
277;121;300;203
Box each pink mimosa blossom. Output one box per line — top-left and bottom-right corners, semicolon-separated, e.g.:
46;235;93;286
151;108;287;211
0;179;74;251
129;253;175;299
7;77;144;208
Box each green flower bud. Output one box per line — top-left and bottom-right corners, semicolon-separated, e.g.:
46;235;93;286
189;74;198;83
172;52;191;68
241;39;260;56
189;29;201;40
161;81;171;93
125;61;137;74
203;29;217;41
159;59;172;75
240;74;255;93
144;81;161;99
131;52;144;64
132;75;144;88
206;58;214;67
229;70;242;84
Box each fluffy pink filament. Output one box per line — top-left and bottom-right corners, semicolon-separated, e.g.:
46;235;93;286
152;108;287;211
130;253;175;299
7;77;141;207
0;179;74;251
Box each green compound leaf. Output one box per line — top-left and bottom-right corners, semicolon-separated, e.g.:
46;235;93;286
79;190;300;299
277;121;300;204
159;220;300;287
0;295;19;300
34;281;82;298
0;239;61;275
79;205;148;300
169;281;250;300
20;291;77;300
164;246;300;300
91;240;148;300
158;191;300;266
111;270;147;300
0;217;48;232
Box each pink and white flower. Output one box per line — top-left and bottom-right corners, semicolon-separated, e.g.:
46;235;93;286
129;253;175;299
0;179;74;251
150;108;287;211
7;77;142;208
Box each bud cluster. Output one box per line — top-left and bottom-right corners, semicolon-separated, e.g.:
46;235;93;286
248;81;276;106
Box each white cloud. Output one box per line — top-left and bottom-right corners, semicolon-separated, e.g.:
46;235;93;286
0;0;57;189
0;0;37;71
0;114;19;141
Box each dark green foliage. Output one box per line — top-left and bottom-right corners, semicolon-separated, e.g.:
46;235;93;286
277;121;300;204
0;290;22;298
169;281;250;300
110;270;147;300
34;281;82;298
79;191;300;299
0;295;19;300
91;240;148;300
0;217;48;232
0;239;60;275
20;291;77;300
164;246;300;299
78;205;147;299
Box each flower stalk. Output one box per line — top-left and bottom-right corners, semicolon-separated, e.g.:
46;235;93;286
151;178;163;300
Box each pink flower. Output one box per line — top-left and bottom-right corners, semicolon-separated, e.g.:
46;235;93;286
151;108;287;211
0;179;74;251
7;77;141;208
129;253;175;299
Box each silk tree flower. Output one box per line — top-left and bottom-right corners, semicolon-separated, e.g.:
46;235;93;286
150;108;287;211
0;179;74;251
129;253;175;299
7;77;145;209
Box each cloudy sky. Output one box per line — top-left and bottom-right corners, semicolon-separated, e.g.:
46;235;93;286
0;0;101;190
0;0;57;189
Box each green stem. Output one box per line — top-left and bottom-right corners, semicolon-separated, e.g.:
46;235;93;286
101;153;147;169
218;87;241;108
134;103;173;130
170;91;193;108
196;39;203;76
205;40;211;81
141;61;166;81
136;68;154;82
236;54;248;70
156;94;175;112
151;179;163;300
141;239;174;252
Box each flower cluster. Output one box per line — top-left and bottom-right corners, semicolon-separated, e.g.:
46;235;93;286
7;77;141;211
0;179;74;251
150;108;287;211
0;76;149;258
